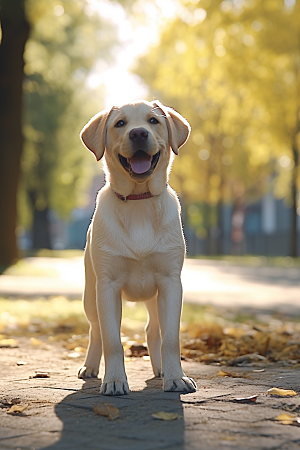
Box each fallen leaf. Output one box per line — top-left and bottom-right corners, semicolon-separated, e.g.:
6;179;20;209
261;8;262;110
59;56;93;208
74;346;86;353
267;388;297;397
199;354;216;363
7;404;28;414
93;403;119;420
152;411;181;421
275;345;299;361
30;372;50;379
218;370;232;377
234;395;258;403
217;370;251;379
0;339;18;348
275;413;300;425
30;337;42;346
128;343;148;357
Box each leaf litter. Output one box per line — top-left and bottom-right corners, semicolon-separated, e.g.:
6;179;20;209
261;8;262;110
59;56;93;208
29;372;50;379
7;404;29;414
267;388;297;397
1;298;300;369
93;403;119;420
152;411;181;421
275;413;300;426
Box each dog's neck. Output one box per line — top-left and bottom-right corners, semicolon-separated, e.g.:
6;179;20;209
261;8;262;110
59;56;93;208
115;191;154;201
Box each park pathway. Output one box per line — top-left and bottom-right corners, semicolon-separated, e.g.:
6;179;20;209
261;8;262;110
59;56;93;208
0;257;299;313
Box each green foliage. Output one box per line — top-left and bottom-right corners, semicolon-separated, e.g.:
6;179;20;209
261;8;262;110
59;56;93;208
19;0;119;227
134;0;300;230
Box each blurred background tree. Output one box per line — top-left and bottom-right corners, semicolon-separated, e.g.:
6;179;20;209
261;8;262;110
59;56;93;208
0;0;134;267
135;0;300;256
0;0;299;267
0;0;29;269
20;0;120;249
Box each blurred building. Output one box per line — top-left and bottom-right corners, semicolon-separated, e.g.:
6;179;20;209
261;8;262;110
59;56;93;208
185;193;300;257
19;178;299;257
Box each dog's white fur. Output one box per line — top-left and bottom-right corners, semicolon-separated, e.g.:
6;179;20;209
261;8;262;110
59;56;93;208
78;100;196;395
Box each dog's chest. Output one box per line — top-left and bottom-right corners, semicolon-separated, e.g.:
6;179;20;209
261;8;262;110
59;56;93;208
104;213;162;259
95;199;178;259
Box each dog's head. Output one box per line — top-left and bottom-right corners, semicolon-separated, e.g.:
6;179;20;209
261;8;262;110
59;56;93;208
80;100;190;197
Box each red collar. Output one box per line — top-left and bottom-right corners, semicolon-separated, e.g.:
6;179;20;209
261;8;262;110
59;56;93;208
115;191;154;201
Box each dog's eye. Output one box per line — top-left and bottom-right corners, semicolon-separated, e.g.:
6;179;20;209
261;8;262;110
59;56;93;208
150;117;159;124
115;120;125;128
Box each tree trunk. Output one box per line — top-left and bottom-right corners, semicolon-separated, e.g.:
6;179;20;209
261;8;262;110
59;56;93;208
0;0;30;269
290;140;299;258
29;191;52;250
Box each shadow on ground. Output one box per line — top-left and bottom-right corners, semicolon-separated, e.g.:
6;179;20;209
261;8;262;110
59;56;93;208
43;377;185;450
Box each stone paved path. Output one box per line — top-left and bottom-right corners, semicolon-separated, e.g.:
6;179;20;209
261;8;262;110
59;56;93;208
1;338;300;450
1;258;300;449
1;257;300;313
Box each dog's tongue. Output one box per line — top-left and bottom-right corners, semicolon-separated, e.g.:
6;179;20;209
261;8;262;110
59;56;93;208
130;151;151;174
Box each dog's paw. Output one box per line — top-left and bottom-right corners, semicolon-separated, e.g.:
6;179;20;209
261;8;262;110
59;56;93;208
153;367;162;378
163;376;197;393
101;380;130;396
78;366;99;379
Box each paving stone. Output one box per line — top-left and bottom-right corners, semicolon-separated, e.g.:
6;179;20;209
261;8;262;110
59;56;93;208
1;339;300;449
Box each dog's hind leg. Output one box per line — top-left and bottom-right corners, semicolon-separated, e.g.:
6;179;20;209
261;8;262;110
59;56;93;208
78;239;102;379
145;296;162;377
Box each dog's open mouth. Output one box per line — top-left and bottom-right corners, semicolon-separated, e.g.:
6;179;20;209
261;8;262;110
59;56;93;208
119;150;160;176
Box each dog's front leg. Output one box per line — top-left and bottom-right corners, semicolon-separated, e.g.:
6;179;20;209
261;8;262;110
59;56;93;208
97;280;129;395
78;241;102;379
157;275;197;393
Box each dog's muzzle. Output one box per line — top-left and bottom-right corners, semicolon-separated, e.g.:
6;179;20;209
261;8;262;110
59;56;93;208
119;150;160;177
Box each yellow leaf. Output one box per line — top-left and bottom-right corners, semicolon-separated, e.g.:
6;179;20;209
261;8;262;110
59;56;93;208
0;339;18;348
93;403;119;420
218;370;231;377
275;345;299;361
30;372;50;379
30;337;42;346
199;354;216;362
275;413;297;425
218;370;250;379
152;411;181;421
7;404;28;414
74;346;86;353
267;388;297;397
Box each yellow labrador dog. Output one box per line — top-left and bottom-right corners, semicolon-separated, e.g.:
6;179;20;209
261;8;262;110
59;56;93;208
78;100;197;395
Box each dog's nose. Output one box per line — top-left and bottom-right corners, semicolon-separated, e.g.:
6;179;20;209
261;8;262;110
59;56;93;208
129;128;149;142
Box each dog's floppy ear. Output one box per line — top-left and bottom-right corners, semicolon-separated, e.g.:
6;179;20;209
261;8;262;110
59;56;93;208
153;100;191;155
80;108;111;161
